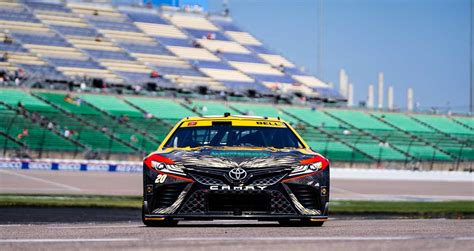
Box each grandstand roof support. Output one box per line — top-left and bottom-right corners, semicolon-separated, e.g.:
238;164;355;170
339;69;348;98
387;86;394;110
377;72;384;109
367;84;374;109
407;87;414;112
347;83;354;107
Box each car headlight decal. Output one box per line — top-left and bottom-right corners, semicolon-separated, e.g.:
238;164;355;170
144;154;189;178
287;155;329;178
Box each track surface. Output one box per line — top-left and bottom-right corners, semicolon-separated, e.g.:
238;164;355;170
0;219;472;250
1;169;472;201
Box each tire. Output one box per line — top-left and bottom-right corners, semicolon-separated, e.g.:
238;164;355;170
142;205;178;227
278;220;324;227
143;219;179;227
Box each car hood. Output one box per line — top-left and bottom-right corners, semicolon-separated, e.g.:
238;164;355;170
157;148;316;169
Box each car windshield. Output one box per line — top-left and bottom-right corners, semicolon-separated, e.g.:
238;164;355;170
164;125;304;149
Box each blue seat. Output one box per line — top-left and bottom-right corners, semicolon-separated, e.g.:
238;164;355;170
313;87;345;100
246;45;272;54
24;2;71;12
116;71;173;88
155;37;191;47
17;64;67;80
88;20;140;32
194;60;234;70
0;12;40;22
155;66;204;77
212;20;241;31
84;49;133;60
249;74;294;83
0;43;27;52
12;34;72;47
283;67;304;75
47;58;104;69
118;42;172;55
220;52;265;63
222;81;269;93
51;26;99;37
184;28;228;40
125;11;167;24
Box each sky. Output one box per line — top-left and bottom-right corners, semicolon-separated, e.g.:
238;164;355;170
209;0;472;112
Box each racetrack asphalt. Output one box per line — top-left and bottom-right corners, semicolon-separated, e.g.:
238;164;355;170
1;169;472;201
0;219;472;250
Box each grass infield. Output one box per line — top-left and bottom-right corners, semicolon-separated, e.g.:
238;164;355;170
0;194;473;217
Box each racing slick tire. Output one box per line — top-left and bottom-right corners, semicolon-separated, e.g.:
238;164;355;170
278;220;324;227
142;206;179;227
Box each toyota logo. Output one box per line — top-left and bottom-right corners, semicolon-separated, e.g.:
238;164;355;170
228;167;247;181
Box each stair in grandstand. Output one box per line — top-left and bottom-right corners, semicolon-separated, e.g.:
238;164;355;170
321;110;418;162
0;101;84;154
370;113;458;161
407;114;474;160
452;117;474;131
69;93;162;149
409;115;473;146
0;89;136;155
121;97;177;141
279;108;375;162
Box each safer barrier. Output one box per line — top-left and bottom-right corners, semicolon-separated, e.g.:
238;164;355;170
0;158;142;172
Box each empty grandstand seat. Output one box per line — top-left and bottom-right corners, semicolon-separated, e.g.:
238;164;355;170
24;2;71;13
221;81;269;93
51;26;99;37
194;60;235;70
84;49;133;60
184;28;228;40
220;52;265;63
125;11;167;24
13;33;72;47
125;96;198;124
250;74;294;83
156;37;191;47
119;42;172;55
47;58;104;69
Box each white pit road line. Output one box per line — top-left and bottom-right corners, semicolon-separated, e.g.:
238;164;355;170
1;236;472;243
163;236;474;241
0;238;140;243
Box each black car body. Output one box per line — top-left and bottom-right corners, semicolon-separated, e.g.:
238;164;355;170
142;115;330;226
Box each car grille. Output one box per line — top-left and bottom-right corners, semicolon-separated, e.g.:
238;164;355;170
286;183;320;209
152;183;188;209
187;172;225;186
178;190;296;215
249;173;287;186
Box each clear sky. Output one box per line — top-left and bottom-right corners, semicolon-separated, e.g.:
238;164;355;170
209;0;472;112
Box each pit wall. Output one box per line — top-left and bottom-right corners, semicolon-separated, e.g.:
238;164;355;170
0;157;472;173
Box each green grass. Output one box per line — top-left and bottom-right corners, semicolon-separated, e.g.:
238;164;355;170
0;194;141;209
0;194;473;216
330;200;474;215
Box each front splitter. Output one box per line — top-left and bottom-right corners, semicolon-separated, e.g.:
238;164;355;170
144;214;328;222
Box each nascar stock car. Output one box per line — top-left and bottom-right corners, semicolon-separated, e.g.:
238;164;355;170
142;113;330;227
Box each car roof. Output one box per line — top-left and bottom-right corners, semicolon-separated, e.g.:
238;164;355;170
181;114;285;123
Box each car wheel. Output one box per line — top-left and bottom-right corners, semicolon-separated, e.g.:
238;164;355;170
278;220;324;227
142;206;178;227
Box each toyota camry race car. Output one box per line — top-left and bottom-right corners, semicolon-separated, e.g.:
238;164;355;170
142;114;329;227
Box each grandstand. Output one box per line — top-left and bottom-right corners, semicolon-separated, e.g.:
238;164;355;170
0;88;472;168
0;1;472;170
0;0;339;100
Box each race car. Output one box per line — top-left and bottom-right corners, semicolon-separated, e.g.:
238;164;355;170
142;113;330;227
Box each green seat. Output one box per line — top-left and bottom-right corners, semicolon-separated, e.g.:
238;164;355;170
125;97;198;125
